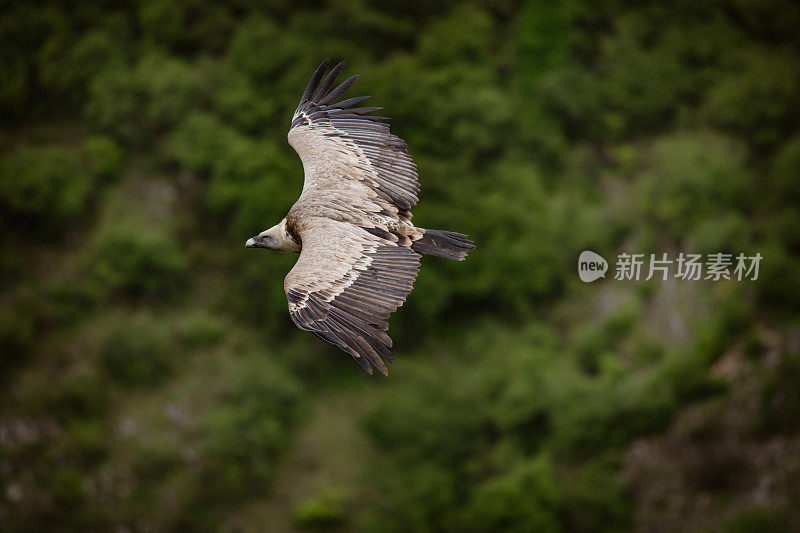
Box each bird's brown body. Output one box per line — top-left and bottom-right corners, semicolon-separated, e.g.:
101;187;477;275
246;59;473;375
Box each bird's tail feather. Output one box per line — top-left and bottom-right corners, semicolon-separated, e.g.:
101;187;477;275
411;229;474;261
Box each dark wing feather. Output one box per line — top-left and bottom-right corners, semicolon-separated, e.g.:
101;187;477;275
289;60;420;212
285;220;420;375
299;58;330;106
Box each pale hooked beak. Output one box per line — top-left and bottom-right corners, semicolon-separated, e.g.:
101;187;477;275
245;237;257;248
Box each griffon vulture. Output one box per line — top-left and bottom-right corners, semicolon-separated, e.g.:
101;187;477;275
246;59;474;375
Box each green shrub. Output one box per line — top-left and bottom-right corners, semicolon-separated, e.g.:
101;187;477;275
199;353;302;500
635;132;750;239
595;21;695;138
0;295;38;373
460;454;561;533
84;66;141;141
690;213;750;254
755;241;800;309
764;207;800;252
758;349;800;433
204;63;276;132
84;135;123;178
772;133;800;201
43;277;102;326
657;346;726;405
721;506;796;533
0;57;29;119
574;324;612;375
705;50;800;149
63;420;108;465
90;225;187;297
130;440;182;484
178;311;226;348
0;146;91;230
359;463;458;532
205;137;290;211
101;315;174;386
547;369;676;458
84;53;199;143
418;5;493;67
293;488;348;530
603;298;640;339
168;111;239;174
136;54;201;131
51;466;87;507
139;0;184;47
227;15;294;84
169;110;298;238
562;463;630;533
38;30;126;105
364;364;498;467
49;370;109;419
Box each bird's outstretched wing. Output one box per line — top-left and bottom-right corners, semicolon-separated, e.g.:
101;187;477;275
288;59;420;212
284;217;420;375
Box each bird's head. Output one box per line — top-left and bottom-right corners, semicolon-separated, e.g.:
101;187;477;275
246;219;300;252
246;225;282;251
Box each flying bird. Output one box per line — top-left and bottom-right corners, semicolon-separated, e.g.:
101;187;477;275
246;59;474;375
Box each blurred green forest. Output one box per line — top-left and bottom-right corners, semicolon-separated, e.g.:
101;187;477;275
2;0;800;531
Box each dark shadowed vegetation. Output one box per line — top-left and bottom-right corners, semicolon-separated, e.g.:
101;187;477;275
2;0;800;531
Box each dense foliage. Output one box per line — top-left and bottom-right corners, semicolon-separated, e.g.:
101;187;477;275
2;0;800;531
